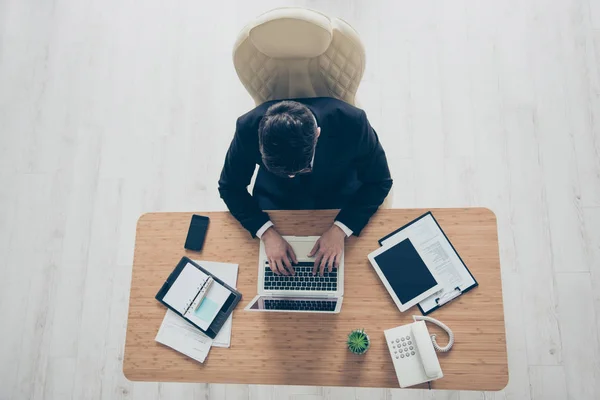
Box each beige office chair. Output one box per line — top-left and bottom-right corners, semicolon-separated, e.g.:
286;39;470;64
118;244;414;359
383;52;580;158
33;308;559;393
233;7;393;208
233;7;365;106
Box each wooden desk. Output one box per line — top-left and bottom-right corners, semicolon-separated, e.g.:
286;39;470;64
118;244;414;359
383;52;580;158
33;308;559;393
124;208;508;390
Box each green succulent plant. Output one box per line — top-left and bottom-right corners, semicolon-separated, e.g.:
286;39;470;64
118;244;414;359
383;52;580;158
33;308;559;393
347;329;370;354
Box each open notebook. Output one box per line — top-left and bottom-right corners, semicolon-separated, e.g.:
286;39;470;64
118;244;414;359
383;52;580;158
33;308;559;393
156;257;242;338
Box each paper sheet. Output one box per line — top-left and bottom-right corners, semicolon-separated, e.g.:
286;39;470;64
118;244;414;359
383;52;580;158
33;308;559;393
155;309;213;363
381;213;476;312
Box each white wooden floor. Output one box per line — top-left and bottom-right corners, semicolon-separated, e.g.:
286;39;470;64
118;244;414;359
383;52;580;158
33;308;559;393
1;0;600;399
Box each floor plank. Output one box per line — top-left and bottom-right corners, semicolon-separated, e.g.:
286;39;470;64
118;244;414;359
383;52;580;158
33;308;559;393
131;383;160;400
583;207;600;338
556;272;600;399
70;179;123;400
528;0;589;273
528;366;568;400
43;358;77;400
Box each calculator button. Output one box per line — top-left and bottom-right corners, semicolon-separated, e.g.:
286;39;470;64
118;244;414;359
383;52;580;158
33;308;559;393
395;355;399;359
402;343;406;347
404;348;409;352
406;353;410;358
400;354;404;358
405;336;410;340
408;341;412;345
411;351;415;355
409;346;414;350
401;337;405;341
395;339;399;343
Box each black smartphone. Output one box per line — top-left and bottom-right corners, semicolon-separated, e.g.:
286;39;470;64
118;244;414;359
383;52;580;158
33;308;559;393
184;215;210;251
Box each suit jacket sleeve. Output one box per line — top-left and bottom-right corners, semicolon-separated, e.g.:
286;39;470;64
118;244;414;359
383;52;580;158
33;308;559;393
335;111;393;235
218;118;270;237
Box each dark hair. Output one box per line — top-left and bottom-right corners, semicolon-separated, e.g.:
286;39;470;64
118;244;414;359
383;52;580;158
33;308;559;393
258;101;318;177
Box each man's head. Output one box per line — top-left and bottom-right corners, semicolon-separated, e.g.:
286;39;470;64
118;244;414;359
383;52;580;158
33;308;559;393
258;101;321;178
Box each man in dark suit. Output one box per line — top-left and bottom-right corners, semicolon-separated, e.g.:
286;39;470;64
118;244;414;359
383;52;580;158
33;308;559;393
218;98;392;276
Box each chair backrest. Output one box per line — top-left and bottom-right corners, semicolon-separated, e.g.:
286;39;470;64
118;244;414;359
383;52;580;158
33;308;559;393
233;7;366;106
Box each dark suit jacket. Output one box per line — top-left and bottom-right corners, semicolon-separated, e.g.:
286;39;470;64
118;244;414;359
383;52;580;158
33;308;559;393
218;97;393;237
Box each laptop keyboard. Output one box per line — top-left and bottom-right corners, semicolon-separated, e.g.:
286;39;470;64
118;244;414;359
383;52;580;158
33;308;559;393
264;299;337;311
264;262;338;291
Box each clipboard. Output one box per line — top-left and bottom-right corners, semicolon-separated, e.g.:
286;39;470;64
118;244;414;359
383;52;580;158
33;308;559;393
155;257;242;338
378;211;478;315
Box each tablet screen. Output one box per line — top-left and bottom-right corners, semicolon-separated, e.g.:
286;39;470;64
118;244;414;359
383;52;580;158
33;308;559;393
373;238;438;304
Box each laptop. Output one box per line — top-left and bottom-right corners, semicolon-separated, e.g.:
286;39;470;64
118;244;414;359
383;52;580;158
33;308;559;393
245;236;344;313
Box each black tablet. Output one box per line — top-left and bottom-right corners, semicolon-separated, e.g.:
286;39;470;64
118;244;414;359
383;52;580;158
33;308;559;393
368;238;442;312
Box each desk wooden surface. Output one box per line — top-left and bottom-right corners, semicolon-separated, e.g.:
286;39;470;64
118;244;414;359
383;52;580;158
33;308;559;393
123;208;508;390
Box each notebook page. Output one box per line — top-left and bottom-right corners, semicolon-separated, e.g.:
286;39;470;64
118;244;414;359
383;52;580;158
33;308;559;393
193;260;238;347
184;280;231;330
162;263;209;314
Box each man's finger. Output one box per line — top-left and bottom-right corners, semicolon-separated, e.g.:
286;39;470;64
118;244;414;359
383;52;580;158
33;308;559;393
308;240;320;257
333;253;340;269
269;259;279;275
319;253;329;276
279;258;290;276
320;255;329;276
275;259;288;276
282;255;295;275
328;254;336;272
287;245;298;264
313;252;323;275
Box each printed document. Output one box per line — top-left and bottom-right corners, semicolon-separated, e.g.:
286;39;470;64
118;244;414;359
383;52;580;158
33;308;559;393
381;213;476;312
155;309;213;363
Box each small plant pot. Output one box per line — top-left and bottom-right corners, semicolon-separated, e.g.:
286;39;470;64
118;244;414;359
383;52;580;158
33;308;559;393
347;329;370;355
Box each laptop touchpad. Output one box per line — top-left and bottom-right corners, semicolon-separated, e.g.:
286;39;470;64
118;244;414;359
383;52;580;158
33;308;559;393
287;239;317;260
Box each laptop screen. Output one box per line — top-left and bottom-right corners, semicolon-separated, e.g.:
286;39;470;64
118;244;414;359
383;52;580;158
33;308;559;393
249;296;337;312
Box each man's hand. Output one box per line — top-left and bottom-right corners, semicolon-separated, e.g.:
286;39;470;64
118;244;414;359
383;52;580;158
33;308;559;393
262;227;298;275
308;224;346;276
